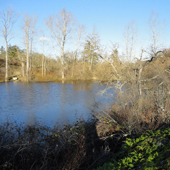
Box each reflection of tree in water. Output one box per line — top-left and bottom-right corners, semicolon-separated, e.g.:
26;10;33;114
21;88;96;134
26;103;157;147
58;83;69;123
1;82;109;128
3;83;38;124
73;83;97;108
57;83;97;124
14;83;51;125
20;83;35;106
73;83;92;91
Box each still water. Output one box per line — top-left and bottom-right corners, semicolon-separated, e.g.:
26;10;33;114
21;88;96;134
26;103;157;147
0;81;115;128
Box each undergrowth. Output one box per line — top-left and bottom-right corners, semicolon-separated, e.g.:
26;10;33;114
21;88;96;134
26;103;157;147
0;119;122;170
93;126;170;170
0;120;87;170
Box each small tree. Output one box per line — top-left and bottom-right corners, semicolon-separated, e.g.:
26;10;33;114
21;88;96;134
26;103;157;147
8;45;20;58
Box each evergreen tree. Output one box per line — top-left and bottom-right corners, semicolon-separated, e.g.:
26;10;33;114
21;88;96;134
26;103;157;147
82;31;100;70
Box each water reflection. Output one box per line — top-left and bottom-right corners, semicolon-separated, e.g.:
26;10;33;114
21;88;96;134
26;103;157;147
0;82;115;128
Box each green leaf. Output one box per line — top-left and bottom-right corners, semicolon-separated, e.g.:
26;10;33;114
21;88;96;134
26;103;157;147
128;164;134;168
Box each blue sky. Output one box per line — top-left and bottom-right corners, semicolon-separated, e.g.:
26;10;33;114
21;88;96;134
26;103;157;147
0;0;170;58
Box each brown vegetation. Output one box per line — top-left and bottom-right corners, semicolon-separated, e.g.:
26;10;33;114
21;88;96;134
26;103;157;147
96;52;170;136
0;119;124;170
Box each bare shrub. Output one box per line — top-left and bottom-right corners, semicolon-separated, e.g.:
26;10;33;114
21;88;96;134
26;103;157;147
0;121;88;170
108;77;170;135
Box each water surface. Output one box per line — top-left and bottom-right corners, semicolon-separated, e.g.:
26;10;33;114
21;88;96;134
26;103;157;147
0;82;115;127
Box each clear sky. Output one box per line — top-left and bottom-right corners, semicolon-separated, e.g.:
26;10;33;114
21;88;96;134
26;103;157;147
0;0;170;58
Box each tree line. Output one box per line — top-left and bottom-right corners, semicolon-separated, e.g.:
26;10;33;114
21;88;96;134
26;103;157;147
0;6;169;83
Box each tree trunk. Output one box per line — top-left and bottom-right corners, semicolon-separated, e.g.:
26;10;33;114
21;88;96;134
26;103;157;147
5;40;8;82
138;67;143;96
61;35;66;79
42;54;44;78
26;26;29;81
21;61;25;77
61;56;65;79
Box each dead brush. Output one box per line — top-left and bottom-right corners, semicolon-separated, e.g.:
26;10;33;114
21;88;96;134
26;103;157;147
0;121;89;170
109;85;170;135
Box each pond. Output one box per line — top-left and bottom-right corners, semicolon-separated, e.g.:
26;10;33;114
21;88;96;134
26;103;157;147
0;81;116;128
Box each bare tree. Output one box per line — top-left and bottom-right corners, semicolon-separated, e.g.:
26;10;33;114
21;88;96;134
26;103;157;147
23;14;37;81
45;8;76;79
98;46;120;78
39;36;49;77
23;15;31;81
30;16;38;68
124;21;136;62
74;25;85;62
0;6;18;82
41;39;45;78
148;11;164;58
137;12;164;95
72;24;85;77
